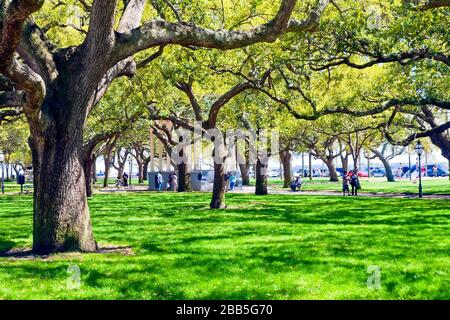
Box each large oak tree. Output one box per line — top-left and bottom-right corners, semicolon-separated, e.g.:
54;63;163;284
0;0;330;253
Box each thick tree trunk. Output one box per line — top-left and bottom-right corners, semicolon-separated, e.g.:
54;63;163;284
30;127;97;254
371;149;395;182
430;133;450;162
324;158;339;182
280;150;292;188
210;162;226;208
255;158;268;195
177;162;192;192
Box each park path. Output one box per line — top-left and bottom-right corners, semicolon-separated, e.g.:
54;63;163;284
97;185;450;199
237;186;450;199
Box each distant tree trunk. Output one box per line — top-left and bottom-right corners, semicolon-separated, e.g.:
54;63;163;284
237;148;250;186
280;150;292;188
255;158;268;195
113;150;128;180
177;162;192;192
340;154;349;173
92;158;97;183
210;162;226;208
103;152;113;188
239;163;250;186
143;158;151;181
137;160;144;184
117;165;124;180
324;158;339;182
12;164;19;177
353;156;359;171
6;162;10;181
83;152;96;198
370;149;395;182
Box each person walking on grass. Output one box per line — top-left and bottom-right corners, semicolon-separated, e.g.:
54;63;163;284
396;166;403;180
229;173;236;191
342;171;351;196
350;169;360;196
122;172;129;187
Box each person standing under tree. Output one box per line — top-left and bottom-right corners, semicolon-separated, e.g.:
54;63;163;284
350;169;360;196
396;166;403;180
342;171;351;196
172;172;178;191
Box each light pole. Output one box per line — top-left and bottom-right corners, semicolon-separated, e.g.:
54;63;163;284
301;152;305;178
308;152;312;181
0;152;4;194
364;150;371;178
415;140;424;198
408;150;412;181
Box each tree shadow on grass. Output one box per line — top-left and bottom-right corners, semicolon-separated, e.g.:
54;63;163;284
0;240;16;253
0;245;133;259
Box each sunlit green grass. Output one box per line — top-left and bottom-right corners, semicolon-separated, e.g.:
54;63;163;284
266;177;450;195
0;192;449;299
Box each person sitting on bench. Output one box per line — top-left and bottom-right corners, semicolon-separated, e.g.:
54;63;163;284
290;176;303;192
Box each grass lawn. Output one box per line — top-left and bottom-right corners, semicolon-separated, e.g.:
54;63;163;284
0;192;449;299
266;177;450;195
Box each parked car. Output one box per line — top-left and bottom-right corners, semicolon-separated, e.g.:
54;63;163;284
371;168;386;177
357;171;369;178
268;170;280;178
335;168;345;177
320;169;330;177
